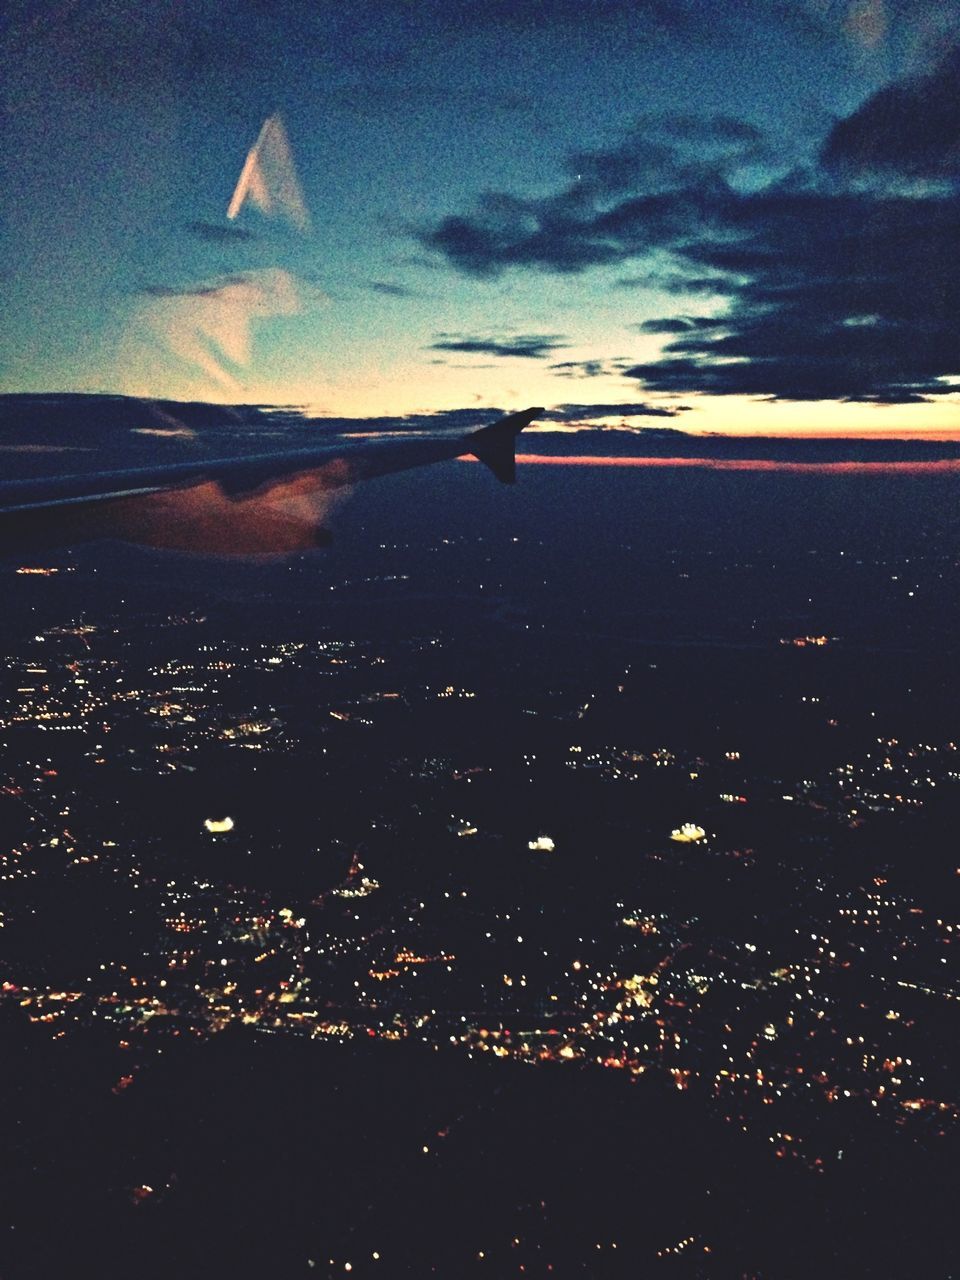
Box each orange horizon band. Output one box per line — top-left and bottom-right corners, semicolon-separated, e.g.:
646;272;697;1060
462;454;960;475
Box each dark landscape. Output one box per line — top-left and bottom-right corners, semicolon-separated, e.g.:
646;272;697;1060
1;454;958;1277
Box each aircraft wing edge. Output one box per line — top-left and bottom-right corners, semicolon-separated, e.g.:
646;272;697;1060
468;407;542;485
0;408;543;515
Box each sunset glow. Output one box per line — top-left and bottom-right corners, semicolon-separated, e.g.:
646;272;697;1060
503;455;960;474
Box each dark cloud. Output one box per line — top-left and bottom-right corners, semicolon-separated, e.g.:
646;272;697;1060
631;316;731;334
634;317;697;334
658;115;769;146
564;116;769;197
368;281;416;297
616;273;737;295
429;333;568;359
549;360;612;378
137;272;322;303
625;186;960;401
419;115;768;277
332;406;511;433
186;221;259;243
543;402;690;420
421;55;960;404
423;211;618;277
137;283;233;299
10;394;960;472
821;46;960;180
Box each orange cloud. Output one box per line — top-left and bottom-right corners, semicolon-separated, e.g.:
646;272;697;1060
462;454;960;475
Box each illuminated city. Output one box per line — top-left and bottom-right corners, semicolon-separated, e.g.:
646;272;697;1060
2;456;958;1274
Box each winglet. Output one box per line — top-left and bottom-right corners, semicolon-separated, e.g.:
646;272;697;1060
468;407;541;484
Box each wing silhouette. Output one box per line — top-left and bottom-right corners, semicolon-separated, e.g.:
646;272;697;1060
0;398;541;556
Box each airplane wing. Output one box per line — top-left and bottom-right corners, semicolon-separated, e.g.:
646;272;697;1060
0;398;541;556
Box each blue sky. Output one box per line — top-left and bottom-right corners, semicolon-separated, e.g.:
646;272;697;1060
2;0;958;435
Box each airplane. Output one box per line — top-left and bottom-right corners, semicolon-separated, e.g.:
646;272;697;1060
0;398;541;556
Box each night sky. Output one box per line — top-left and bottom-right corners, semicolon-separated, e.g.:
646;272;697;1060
2;0;958;436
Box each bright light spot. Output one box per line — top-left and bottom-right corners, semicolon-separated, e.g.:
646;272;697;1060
670;823;706;843
203;816;235;834
528;835;556;852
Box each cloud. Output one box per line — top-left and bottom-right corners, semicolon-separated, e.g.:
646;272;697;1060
421;56;960;404
422;208;621;276
631;316;731;334
624;184;960;402
418;115;769;277
137;279;248;299
428;333;568;359
9;394;960;471
543;402;690;420
368;281;416;297
820;46;960;179
420;181;719;277
549;359;615;378
616;273;738;295
328;406;511;434
564;116;768;197
187;221;260;243
633;317;699;334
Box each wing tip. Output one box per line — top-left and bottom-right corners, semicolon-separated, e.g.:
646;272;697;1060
469;407;542;484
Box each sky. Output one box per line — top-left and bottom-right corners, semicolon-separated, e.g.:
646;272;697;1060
1;0;959;437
